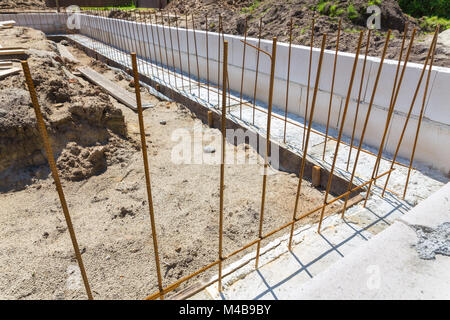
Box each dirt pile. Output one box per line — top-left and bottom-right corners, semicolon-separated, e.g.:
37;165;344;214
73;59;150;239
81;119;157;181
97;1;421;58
163;0;448;66
0;27;133;191
0;0;46;10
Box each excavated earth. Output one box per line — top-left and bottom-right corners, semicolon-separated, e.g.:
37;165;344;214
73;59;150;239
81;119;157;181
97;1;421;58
0;27;343;299
162;0;449;67
0;27;132;191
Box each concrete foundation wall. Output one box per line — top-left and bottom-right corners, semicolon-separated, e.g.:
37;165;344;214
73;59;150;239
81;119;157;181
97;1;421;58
4;13;450;174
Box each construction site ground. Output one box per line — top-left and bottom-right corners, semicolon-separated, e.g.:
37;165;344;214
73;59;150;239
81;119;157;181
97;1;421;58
0;26;349;300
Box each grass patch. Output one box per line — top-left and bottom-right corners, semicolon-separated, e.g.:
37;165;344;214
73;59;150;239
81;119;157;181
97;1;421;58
347;3;360;20
317;1;330;15
317;1;344;17
368;0;382;6
420;16;450;31
241;0;262;14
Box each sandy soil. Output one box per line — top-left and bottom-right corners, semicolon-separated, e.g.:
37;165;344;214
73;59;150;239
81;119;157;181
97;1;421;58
0;27;341;299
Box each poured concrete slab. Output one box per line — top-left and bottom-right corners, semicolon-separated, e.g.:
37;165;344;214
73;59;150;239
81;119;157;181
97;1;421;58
288;182;450;299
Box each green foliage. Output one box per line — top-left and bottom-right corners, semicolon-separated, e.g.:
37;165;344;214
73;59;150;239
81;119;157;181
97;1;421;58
420;16;450;31
81;2;137;11
347;3;359;20
241;0;262;14
316;1;344;17
398;0;449;19
368;0;382;6
317;1;330;14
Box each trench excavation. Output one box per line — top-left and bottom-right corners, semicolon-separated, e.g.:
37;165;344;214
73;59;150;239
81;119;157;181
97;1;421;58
0;9;448;300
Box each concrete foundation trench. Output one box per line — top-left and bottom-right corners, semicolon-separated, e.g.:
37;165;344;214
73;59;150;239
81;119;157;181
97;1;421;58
0;11;448;300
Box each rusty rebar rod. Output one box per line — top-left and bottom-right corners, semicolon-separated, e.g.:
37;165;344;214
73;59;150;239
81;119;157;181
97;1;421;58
381;27;439;198
142;10;155;78
373;22;409;180
346;27;371;170
154;13;166;84
302;18;315;151
255;37;278;269
206;14;210;104
283;17;294;144
288;33;327;250
185;15;192;93
341;30;392;218
174;13;185;89
160;14;172;86
403;31;438;199
145;165;395;300
317;31;364;233
252;17;263;124
363;27;417;207
218;40;228;292
322;18;341;160
192;14;201;97
21;60;93;300
239;16;248;119
167;13;177;86
131;52;164;300
149;11;161;81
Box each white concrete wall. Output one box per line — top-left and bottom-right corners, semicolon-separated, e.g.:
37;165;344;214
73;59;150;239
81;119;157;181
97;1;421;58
5;13;450;174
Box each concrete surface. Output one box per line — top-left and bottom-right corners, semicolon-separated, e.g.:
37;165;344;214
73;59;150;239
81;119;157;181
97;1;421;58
200;182;449;300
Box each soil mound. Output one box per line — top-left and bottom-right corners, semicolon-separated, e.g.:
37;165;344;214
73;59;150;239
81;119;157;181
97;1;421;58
0;27;134;191
0;0;46;10
163;0;448;66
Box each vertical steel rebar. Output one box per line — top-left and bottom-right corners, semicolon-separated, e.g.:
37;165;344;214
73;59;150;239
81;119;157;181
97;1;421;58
373;22;410;181
149;11;161;81
138;10;152;78
218;41;229;293
287;34;327;250
206;14;211;104
341;31;392;218
283;18;294;144
191;14;201;97
21;60;93;300
251;17;263;124
154;13;166;84
346;27;371;170
317;31;364;233
131;52;165;300
380;27;438;198
217;15;223;107
167;14;177;87
302;18;315;151
322;19;342;161
255;37;278;269
363;27;417;207
160;13;172;87
403;32;438;199
239;16;248;119
174;13;184;89
185;15;192;93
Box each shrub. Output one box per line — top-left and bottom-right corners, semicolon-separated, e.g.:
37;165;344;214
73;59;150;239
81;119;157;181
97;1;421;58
420;16;450;31
398;0;449;19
